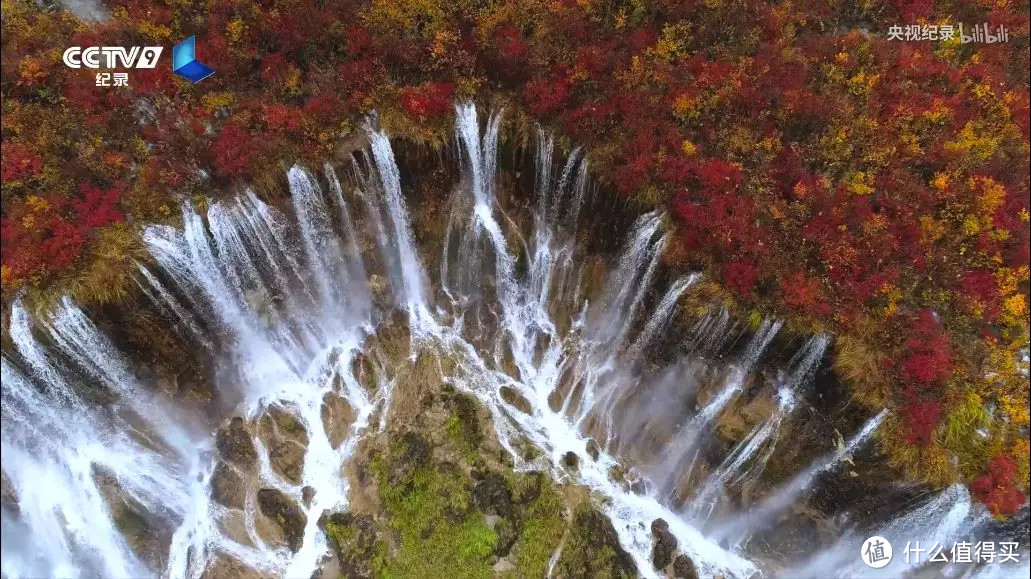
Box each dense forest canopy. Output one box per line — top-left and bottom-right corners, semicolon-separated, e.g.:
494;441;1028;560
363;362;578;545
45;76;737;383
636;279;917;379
1;0;1028;514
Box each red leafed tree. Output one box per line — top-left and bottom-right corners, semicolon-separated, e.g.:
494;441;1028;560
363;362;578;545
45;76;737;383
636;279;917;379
399;82;455;120
1;142;43;182
780;271;832;316
971;456;1027;517
524;71;571;116
899;310;954;386
722;259;759;296
902;397;942;445
73;182;125;229
210;122;256;177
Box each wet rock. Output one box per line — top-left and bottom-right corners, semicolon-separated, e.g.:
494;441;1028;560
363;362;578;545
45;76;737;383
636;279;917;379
716;387;776;442
351;353;378;394
267;405;309;446
302;485;316;507
630;478;648;495
201;553;267;579
514;436;542;462
155;372;180;398
322;392;356;449
554;504;636;578
268;437;306;485
586;439;600;461
320;512;379;579
672;554;699;579
1;471;18;516
216;417;257;469
650;518;678;570
561;451;580;472
364;312;412;370
473;472;513;518
499;386;533;415
218;510;254;547
256;488;307;553
210;462;247;509
92;466;174;572
254;511;288;550
368;274;389;309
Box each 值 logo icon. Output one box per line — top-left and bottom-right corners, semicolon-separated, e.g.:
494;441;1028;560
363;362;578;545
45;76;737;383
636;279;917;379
172;36;214;83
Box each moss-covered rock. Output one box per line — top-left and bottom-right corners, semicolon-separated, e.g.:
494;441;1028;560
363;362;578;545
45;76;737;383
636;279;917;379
651;518;678;570
672;553;699;579
499;385;533;415
511;474;566;577
319;512;380;579
216;417;257;469
371;435;499;577
256;488;307;553
554;504;636;579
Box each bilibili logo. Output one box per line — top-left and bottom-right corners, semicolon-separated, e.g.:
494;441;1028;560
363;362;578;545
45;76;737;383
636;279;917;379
172;36;214;83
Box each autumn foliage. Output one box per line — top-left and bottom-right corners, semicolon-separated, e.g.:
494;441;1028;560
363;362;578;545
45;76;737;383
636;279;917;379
971;455;1027;517
1;0;1028;509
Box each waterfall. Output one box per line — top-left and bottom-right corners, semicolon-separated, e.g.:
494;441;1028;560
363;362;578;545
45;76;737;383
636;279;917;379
650;320;783;496
3;104;1001;579
789;484;993;578
367;130;428;319
713;408;890;547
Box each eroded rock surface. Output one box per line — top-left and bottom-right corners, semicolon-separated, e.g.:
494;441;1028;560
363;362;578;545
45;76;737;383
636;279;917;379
256;488;307;553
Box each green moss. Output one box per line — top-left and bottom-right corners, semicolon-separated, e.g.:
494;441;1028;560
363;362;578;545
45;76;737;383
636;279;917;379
276;412;301;434
373;438;498;578
444;414;465;442
553;504;636;578
324;519;357;546
513;478;566;577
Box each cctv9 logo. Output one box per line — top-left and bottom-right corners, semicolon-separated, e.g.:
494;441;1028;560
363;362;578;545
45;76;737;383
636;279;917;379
62;47;164;69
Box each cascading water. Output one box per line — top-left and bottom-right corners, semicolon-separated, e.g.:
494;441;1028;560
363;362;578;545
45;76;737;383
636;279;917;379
1;104;1019;579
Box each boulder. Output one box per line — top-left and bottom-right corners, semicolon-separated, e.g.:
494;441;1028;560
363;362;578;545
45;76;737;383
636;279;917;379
554;504;636;578
499;386;533;415
319;512;380;579
650;518;678;570
672;554;699;579
256;488;307;553
210;462;247;510
473;472;513;518
216;417;257;469
321;392;356;449
92;466;174;571
201;554;267;579
561;451;580;472
268;437;306;485
585;439;600;461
